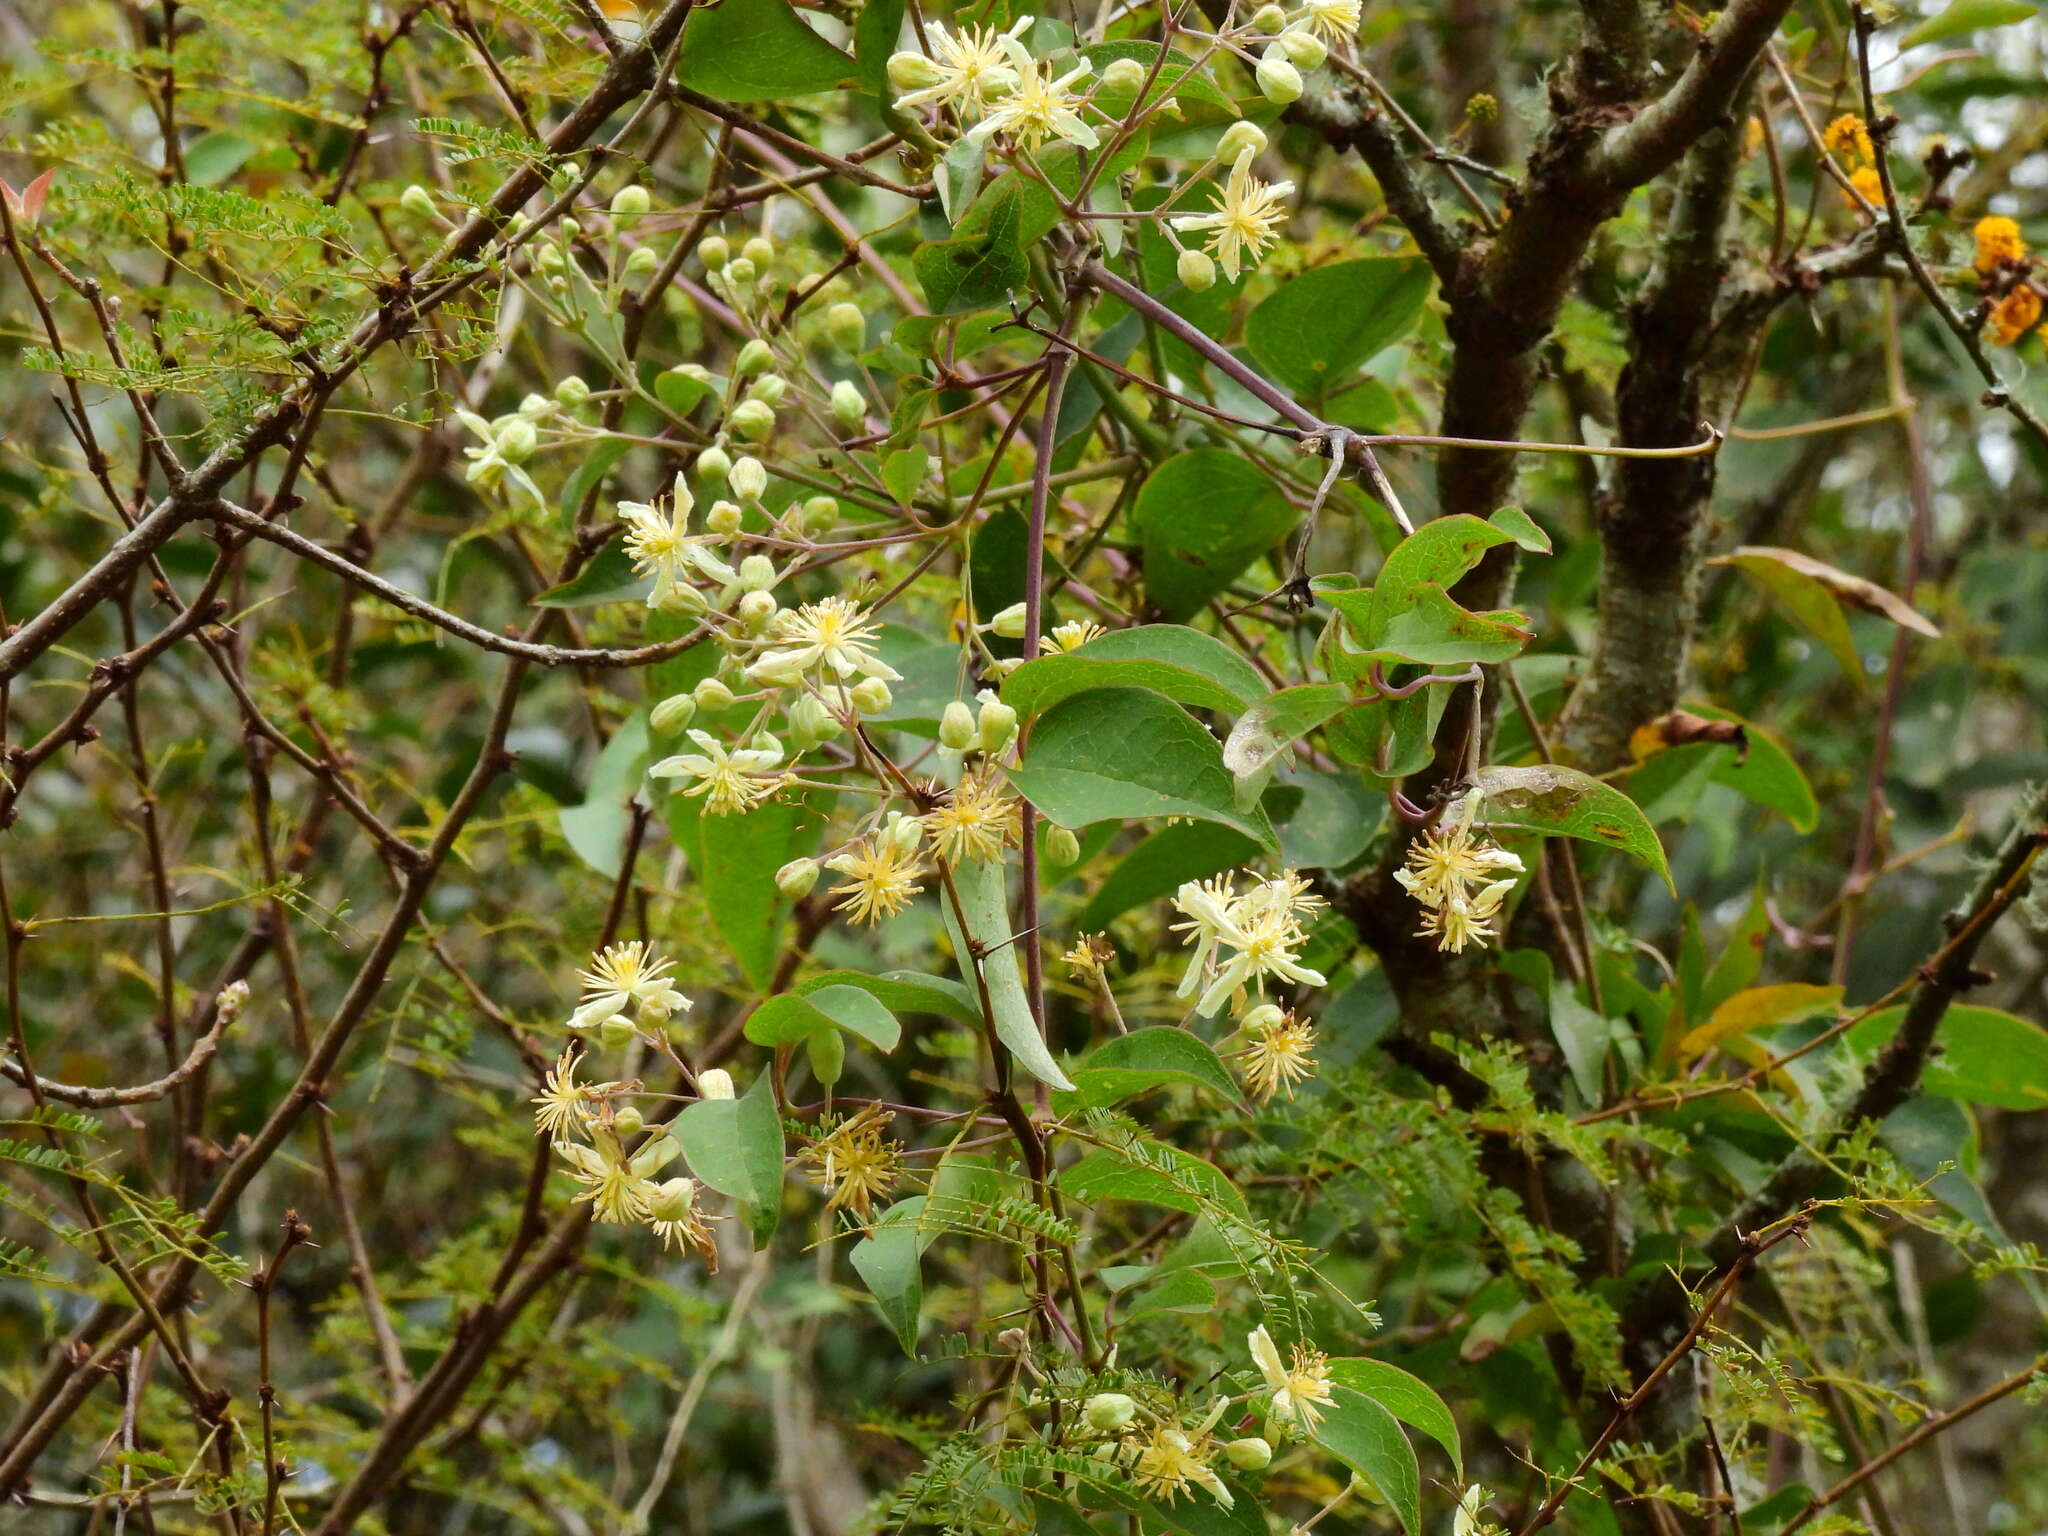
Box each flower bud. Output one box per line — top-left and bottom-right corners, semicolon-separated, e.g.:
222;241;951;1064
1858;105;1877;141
1084;1393;1138;1432
694;676;737;710
494;417;538;464
647;1176;698;1221
1256;52;1303;105
1100;57;1148;94
738;553;777;591
554;374;592;406
737;588;778;631
699;234;730;270
939;700;978;751
831;378;866;431
887;50;943;92
803;494;839;525
734;338;775;376
1219;122;1269;162
747;373;789;406
696;444;732;486
1046;825;1081;868
697;1068;737;1100
886;810;925;854
1241;1002;1287;1032
706;499;744;534
400;183;439;220
1277;26;1327;69
534;241;565;272
518;392;556;420
1223;1437;1273;1471
612;1103;646;1135
655;582;709;617
788;692;841;745
610;183;651;217
730;455;769;502
851;676;893;714
741;235;774;268
987;601;1030;638
650;693;698;736
1178;248;1217;292
729;398;775;441
598;1013;638;1051
977;696;1019;755
624;244;661;277
1251;2;1287;29
722;255;756;288
825;301;866;352
806;1026;846;1085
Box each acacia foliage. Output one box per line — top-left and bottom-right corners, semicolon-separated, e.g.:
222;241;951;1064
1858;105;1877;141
1;1;2047;1533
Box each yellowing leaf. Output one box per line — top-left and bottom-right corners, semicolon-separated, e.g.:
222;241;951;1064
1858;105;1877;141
1678;982;1843;1060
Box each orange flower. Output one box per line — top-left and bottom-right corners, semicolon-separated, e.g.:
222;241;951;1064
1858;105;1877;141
1973;215;2026;276
1847;167;1884;207
1988;284;2043;346
1822;113;1873;165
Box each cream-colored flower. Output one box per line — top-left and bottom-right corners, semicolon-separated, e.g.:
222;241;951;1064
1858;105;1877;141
1248;1324;1335;1433
798;1106;902;1220
893;18;1032;115
1298;0;1362;43
1237;1010;1318;1102
1395;817;1523;954
1046;619;1105;653
921;769;1020;865
967;51;1098;151
1170;872;1326;1017
532;1050;603;1137
746;596;899;686
646;1175;721;1266
556;1130;678;1223
455;410;545;507
618;477;734;610
570;940;689;1030
826;837;927;925
1127;1424;1233;1507
1170;149;1295;281
648;730;786;815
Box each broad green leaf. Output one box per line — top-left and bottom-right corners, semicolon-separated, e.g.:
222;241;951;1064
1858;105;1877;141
1471;764;1673;889
852;0;907;95
1132;449;1298;620
1315;508;1540;668
1007;687;1279;851
653;367;716;418
913;183;1027;314
955;137;1151;247
1056;1028;1241;1110
1003;624;1265;720
694;796;820;991
969;505;1029;647
1274;769;1385;869
1901;0;2037;48
677;0;852;102
1060;1141;1248;1216
676;1070;784;1242
941;854;1075;1090
797;969;978;1025
1223;684;1351;780
1325;1358;1463;1479
533;535;646;606
745;984;901;1051
1845;1005;2048;1110
1077;820;1263;930
558;436;633;531
1627;702;1818;834
185;130;254;187
1244;257;1431;397
850;1196;926;1353
1551;978;1611;1105
1709;547;1868;689
556;714;649;877
1313;1385;1422;1533
935;137;985;224
1095;1485;1266;1536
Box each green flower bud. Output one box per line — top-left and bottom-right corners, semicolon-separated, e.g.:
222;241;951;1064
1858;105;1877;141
609;183;652;217
650;693;698;736
825;301;866;351
517;392;555;420
1100;57;1148;94
554;374;592;406
722;255;757;288
729;455;768;501
612;1103;646;1136
803;494;839;525
940;700;978;751
1219;121;1269;162
805;1026;846;1086
1241;1001;1287;1032
1084;1393;1138;1433
734;338;775;376
887;50;943;92
1046;825;1081;868
729;398;775;442
624;244;661;276
494;417;539;463
987;601;1029;639
655;581;709;617
1277;26;1326;69
694;676;737;710
737;588;779;631
747;373;789;407
697;1067;737;1100
400;183;439;220
977;696;1019;755
742;235;774;267
787;692;840;745
699;234;731;270
831;378;866;431
597;1013;638;1051
1251;2;1287;28
1223;1437;1273;1471
706;499;744;534
646;1176;698;1221
696;444;732;485
737;553;777;591
1178;248;1218;291
535;241;566;272
775;858;821;898
851;676;893;714
1256;52;1304;105
885;810;924;854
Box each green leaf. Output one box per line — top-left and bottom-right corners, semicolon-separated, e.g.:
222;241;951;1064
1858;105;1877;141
693;796;819;991
556;715;649;877
1625;701;1818;834
881;446;928;506
969;506;1029;656
653;367;716;417
1901;0;2037;47
1472;764;1673;889
850;1197;926;1353
935;137;986;225
913;183;1027;315
941;855;1075;1090
533;535;646;607
1845;1005;2048;1110
676;1070;784;1243
1077;820;1263;930
796;969;978;1025
1223;683;1351;780
185;131;254;187
1003;624;1266;720
1133;449;1298;620
677;0;852;102
1325;1358;1463;1480
1313;1384;1422;1533
745;984;901;1051
1056;1028;1241;1110
1244;258;1431;398
1315;508;1539;668
558;437;634;534
1060;1142;1248;1216
1710;547;1868;689
852;0;907;96
1007;687;1279;851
